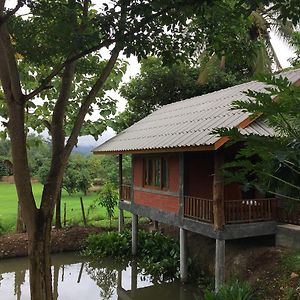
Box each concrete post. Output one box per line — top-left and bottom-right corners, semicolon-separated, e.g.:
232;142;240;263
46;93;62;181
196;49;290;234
118;154;125;232
131;259;138;296
117;269;122;289
215;238;225;291
132;214;138;256
153;220;159;231
180;227;188;283
118;209;124;233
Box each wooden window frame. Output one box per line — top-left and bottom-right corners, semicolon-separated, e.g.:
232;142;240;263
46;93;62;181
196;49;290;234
143;156;169;190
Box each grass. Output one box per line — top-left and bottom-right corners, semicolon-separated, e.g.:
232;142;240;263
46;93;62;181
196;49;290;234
0;182;131;232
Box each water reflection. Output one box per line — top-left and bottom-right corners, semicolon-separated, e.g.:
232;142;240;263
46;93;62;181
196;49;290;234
0;253;197;300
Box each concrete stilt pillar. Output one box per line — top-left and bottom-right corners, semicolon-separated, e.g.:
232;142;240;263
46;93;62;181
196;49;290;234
117;269;122;289
215;238;225;291
118;209;124;233
131;259;138;296
132;214;138;256
180;227;188;283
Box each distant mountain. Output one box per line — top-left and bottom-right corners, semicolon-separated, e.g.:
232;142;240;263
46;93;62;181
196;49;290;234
72;129;116;155
72;145;94;155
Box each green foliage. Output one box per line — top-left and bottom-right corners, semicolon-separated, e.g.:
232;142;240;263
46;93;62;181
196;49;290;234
284;287;298;300
217;74;300;201
0;139;10;157
63;155;93;195
1;0;216;141
195;0;298;86
0;160;10;176
83;230;181;281
95;154;131;188
94;183;118;228
203;280;256;300
27;135;51;177
112;56;243;132
0;219;7;235
290;32;300;67
38;154;93;195
0;139;12;176
83;230;132;258
282;251;300;273
137;230;180;280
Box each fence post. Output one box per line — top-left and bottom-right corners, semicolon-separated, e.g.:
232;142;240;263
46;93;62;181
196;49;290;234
80;197;87;227
63;203;67;227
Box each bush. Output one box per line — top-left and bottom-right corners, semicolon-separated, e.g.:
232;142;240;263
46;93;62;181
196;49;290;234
83;230;131;258
203;280;256;300
83;230;181;281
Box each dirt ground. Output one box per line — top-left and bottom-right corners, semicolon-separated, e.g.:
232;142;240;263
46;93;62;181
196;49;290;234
0;226;102;259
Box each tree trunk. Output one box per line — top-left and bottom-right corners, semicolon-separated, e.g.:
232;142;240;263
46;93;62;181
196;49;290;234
28;213;53;300
16;202;25;233
55;188;62;229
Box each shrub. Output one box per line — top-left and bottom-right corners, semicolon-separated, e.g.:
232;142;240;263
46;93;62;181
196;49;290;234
203;280;256;300
83;230;181;281
83;230;131;258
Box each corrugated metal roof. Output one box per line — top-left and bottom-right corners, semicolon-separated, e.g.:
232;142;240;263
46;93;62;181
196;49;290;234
239;118;276;137
94;68;300;154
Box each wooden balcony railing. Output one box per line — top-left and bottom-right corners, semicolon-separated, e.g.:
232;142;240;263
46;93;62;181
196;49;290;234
184;196;213;223
277;205;300;225
120;184;132;202
184;196;278;224
224;198;278;224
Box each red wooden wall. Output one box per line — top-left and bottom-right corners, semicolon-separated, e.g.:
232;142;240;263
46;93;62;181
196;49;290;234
133;154;180;214
185;150;243;200
185;152;214;199
132;148;261;216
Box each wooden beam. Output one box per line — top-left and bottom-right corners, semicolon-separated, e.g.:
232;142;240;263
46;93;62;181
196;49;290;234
179;153;184;220
93;144;215;155
213;150;225;230
118;154;124;232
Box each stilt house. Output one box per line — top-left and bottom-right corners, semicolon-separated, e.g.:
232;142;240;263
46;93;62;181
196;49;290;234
93;68;300;289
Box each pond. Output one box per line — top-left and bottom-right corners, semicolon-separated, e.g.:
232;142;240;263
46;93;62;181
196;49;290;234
0;252;199;300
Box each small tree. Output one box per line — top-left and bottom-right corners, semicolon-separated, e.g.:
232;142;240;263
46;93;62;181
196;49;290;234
97;182;118;228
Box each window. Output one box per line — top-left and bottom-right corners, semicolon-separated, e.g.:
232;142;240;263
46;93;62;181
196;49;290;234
144;157;168;189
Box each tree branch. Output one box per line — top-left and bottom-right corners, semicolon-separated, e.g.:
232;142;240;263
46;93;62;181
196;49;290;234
24;3;173;102
40;62;76;213
0;23;23;102
24;39;115;101
64;45;121;157
0;0;24;27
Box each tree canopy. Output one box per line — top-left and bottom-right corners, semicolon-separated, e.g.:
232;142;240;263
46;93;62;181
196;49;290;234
112;56;246;132
0;1;300;299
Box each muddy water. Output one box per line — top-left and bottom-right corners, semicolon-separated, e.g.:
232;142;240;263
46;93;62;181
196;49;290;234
0;252;198;300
